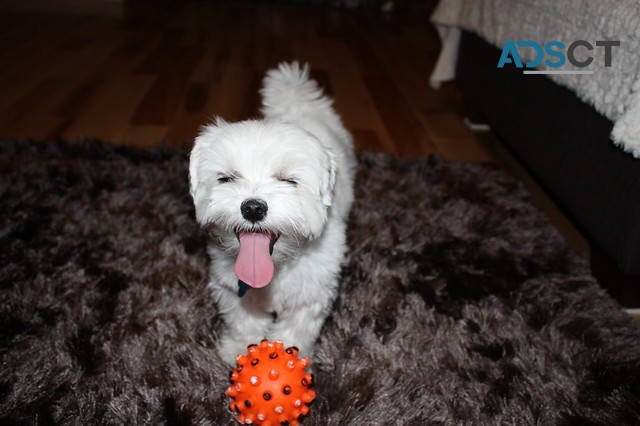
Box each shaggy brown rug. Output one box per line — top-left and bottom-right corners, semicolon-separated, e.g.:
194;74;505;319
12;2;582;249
1;140;639;425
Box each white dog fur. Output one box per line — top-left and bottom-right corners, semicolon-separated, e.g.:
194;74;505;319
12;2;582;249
189;62;355;364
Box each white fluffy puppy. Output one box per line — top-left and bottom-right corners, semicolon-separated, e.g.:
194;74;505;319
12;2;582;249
189;62;355;364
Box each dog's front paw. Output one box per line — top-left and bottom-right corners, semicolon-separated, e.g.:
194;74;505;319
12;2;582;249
217;335;254;366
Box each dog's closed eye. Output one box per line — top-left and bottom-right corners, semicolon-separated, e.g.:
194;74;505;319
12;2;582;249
217;173;237;184
275;175;298;186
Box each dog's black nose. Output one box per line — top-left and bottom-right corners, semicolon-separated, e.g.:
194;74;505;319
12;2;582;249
240;199;268;223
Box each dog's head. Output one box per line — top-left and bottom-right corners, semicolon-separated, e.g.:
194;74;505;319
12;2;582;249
189;118;336;288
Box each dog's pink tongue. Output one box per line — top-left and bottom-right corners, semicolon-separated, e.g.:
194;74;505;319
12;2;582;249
235;232;274;288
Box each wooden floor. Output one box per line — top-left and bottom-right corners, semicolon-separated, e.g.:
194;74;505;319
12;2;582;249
0;0;591;261
0;0;492;160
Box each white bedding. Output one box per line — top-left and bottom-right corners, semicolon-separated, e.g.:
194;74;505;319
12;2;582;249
430;0;640;159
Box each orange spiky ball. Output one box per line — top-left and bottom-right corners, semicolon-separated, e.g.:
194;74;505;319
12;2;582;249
226;340;316;425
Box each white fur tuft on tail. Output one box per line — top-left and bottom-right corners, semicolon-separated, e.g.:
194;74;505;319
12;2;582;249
260;62;333;120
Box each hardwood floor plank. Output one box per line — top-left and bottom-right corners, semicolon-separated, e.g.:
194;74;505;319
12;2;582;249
62;74;156;143
431;136;493;162
202;62;253;123
238;70;264;121
120;125;167;148
135;30;186;74
131;47;203;125
184;82;210;114
319;42;396;153
343;15;436;157
351;128;388;153
112;30;157;57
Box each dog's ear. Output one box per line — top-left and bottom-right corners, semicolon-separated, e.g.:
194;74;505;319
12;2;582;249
189;137;207;223
321;149;337;207
189;120;223;223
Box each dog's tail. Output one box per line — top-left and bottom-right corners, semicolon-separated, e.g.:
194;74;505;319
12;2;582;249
260;62;334;120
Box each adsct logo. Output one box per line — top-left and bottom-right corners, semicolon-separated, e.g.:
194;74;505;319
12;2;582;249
497;40;620;74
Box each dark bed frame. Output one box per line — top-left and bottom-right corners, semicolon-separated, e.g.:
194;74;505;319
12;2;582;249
455;31;640;304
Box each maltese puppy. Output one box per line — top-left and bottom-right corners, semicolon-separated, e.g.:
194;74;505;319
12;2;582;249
189;62;355;364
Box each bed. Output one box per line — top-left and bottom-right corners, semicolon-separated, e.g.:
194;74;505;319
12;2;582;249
429;0;640;293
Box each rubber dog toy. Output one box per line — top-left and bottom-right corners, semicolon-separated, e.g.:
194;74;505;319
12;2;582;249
226;340;316;425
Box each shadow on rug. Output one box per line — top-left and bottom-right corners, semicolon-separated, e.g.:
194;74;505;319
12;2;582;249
1;140;639;425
